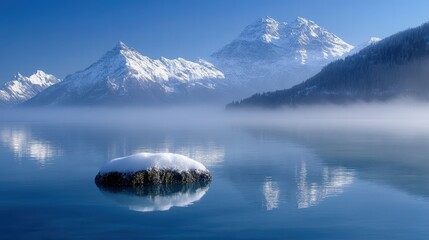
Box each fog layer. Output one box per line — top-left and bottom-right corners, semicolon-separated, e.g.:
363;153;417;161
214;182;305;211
2;101;429;132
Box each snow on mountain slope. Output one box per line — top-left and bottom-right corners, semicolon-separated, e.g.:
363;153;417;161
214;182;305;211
211;16;354;95
277;17;353;64
236;17;284;43
0;71;60;105
228;21;429;108
27;42;226;106
345;37;382;57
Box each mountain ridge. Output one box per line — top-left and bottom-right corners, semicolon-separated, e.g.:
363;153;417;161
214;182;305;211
227;22;429;108
25;42;227;106
0;70;60;105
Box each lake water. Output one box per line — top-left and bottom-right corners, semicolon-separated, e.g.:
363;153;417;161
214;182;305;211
1;114;429;239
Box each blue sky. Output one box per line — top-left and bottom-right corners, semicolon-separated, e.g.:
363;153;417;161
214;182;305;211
1;0;428;82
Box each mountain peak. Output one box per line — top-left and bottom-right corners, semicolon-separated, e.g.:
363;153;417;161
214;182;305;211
211;15;354;90
11;71;49;83
260;16;277;23
0;70;60;105
289;17;322;31
111;41;134;55
116;41;128;49
34;70;48;77
344;37;382;57
11;72;25;81
280;16;353;60
368;37;382;44
293;16;320;26
294;16;311;24
237;16;283;43
99;41;140;65
13;72;24;80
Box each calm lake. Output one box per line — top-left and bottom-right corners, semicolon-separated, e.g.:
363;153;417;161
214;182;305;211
1;110;429;239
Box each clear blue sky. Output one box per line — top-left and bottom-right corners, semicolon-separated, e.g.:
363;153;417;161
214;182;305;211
1;0;428;82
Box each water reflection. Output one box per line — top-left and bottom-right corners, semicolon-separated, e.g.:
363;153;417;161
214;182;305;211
98;182;210;212
2;121;428;214
257;162;354;211
296;161;354;209
262;177;280;210
0;127;61;166
247;126;429;199
0;124;226;170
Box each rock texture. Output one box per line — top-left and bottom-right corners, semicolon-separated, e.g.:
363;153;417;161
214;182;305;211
95;152;212;186
95;168;212;187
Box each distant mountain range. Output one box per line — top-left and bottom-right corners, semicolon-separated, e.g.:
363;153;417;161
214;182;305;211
0;16;390;107
0;71;60;106
228;22;429;108
26;42;227;106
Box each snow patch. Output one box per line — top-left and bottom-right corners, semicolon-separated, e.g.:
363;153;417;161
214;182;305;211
237;16;284;43
345;37;382;57
99;152;208;174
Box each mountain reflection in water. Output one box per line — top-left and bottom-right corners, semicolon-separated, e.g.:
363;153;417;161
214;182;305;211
0;126;61;166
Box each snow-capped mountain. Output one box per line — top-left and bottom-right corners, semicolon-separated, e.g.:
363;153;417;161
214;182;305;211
211;16;354;95
227;22;429;108
0;70;60;105
345;37;382;57
26;42;226;106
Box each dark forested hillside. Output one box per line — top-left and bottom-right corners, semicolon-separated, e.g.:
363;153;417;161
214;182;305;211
228;22;429;108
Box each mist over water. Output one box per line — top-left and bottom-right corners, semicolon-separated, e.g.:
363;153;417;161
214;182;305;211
3;101;429;131
2;102;429;239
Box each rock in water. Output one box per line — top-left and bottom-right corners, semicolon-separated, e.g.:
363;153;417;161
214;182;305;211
95;153;212;186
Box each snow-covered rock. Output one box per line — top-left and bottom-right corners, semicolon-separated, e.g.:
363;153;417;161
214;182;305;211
211;16;354;95
99;152;208;174
26;42;226;106
99;181;209;212
0;70;60;105
95;153;212;186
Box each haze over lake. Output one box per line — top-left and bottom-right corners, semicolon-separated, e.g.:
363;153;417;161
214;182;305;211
1;105;429;239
